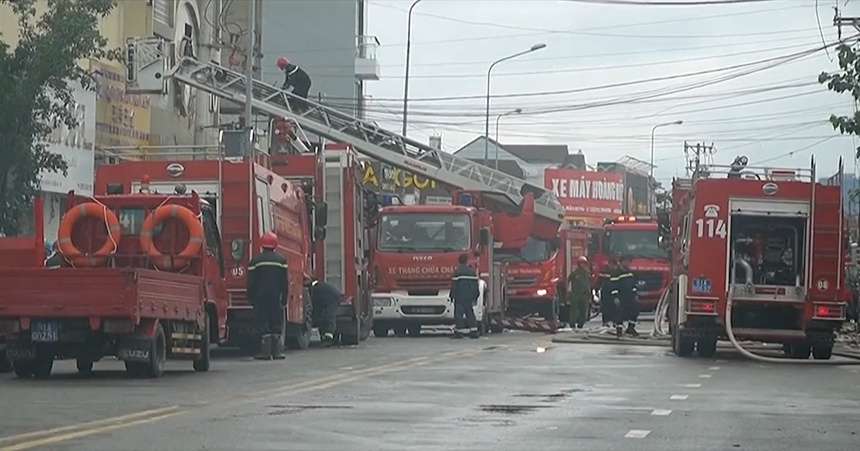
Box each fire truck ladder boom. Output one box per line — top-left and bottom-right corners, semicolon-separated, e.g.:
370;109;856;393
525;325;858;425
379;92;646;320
162;57;564;223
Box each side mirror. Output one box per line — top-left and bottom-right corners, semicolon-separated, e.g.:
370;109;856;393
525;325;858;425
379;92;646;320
315;202;328;227
479;228;490;247
314;226;327;240
550;237;560;251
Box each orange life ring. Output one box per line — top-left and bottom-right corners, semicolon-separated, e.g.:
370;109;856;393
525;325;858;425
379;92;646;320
57;202;121;267
140;204;205;270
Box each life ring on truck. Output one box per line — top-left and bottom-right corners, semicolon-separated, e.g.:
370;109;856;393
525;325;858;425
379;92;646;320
140;204;205;270
57;202;122;267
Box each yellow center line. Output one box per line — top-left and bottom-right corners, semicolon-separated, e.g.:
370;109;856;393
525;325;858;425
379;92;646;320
0;346;489;450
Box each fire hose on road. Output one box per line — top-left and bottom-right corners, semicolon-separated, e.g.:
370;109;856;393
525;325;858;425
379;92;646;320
649;277;860;365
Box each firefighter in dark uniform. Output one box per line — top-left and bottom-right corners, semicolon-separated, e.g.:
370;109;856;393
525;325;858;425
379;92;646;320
44;241;61;269
450;253;480;339
596;259;617;327
309;279;341;345
610;255;640;338
277;57;312;111
247;232;289;360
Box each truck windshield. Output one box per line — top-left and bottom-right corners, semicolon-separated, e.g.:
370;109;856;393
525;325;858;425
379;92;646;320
496;237;552;263
378;213;471;252
605;229;664;259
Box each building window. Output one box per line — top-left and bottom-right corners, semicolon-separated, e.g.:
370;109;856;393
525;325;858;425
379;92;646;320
153;0;174;27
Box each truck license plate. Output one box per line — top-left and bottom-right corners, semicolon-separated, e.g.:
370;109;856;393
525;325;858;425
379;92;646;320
31;321;59;342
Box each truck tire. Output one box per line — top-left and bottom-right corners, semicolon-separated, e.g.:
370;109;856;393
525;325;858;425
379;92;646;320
372;325;390;337
76;358;94;376
32;348;54;379
696;338;717;358
193;312;212;372
13;360;34;378
671;329;695;357
811;344;833;360
789;340;811;359
393;325;408;337
127;323;167;378
287;290;312;350
407;323;422;337
0;352;12;374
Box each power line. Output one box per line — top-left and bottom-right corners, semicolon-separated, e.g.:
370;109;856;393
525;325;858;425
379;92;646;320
751;136;840;165
560;0;790;5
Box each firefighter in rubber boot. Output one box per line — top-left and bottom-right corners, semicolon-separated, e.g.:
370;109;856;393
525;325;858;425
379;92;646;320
247;232;289;360
611;256;640;337
450;253;480;339
277;57;312;112
309;279;341;345
567;256;592;329
596;259;617;328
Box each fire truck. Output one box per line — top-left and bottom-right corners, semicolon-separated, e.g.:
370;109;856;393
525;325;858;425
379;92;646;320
123;38;566;335
591;216;671;312
503;224;591;323
0;189;222;378
664;157;848;359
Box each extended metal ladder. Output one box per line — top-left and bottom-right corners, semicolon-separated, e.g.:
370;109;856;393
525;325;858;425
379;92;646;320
161;57;564;223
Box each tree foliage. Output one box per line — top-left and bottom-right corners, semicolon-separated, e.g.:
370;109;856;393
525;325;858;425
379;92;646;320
0;0;116;235
819;42;860;158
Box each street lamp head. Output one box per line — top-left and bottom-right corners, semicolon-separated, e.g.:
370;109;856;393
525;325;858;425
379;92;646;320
530;43;547;51
674;120;683;125
514;108;523;114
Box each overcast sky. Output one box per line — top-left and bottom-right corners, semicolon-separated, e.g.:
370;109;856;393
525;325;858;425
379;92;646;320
362;0;858;184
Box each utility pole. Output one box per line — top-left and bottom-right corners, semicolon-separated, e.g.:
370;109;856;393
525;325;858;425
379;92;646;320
243;0;256;156
834;6;860;41
683;141;716;177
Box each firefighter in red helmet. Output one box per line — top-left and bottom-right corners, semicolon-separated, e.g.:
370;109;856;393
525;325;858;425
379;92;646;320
276;57;312;112
567;255;592;329
247;231;289;360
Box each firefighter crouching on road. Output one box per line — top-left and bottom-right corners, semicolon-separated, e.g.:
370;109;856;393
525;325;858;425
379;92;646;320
309;279;341;345
567;256;591;329
450;253;480;339
596;259;617;327
610;255;640;337
247;232;289;360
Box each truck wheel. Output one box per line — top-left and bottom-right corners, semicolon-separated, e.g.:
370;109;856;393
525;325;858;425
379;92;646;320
696;338;717;358
13;360;35;378
32;349;54;379
671;330;695;357
393;325;408;337
789;340;811;359
140;323;167;378
359;316;372;342
76;359;94;376
811;344;833;360
372;325;389;337
287;288;312;350
193;312;212;372
407;323;422;337
0;352;12;374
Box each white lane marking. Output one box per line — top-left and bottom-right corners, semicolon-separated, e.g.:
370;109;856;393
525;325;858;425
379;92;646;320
651;409;672;416
698;374;712;378
708;366;721;370
670;395;689;400
683;383;702;388
625;430;651;438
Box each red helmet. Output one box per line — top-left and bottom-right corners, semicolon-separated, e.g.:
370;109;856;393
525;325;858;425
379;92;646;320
260;232;278;250
577;256;588;264
276;57;289;70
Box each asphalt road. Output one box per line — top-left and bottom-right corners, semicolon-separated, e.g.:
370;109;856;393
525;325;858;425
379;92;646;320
1;328;860;451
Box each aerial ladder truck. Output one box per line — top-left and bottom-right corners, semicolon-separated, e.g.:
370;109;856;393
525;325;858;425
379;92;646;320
124;37;567;332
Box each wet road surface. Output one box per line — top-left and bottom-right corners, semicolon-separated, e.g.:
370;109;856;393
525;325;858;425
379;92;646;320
1;328;860;450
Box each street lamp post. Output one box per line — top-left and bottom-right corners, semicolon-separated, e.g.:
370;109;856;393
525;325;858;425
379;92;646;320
649;120;683;178
483;44;546;166
401;0;423;137
494;108;522;169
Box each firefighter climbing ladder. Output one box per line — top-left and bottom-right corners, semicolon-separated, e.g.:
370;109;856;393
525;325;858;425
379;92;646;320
125;38;565;223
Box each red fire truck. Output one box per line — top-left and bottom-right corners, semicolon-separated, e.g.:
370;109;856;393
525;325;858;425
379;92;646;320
591;215;671;312
124;39;566;335
665;157;848;359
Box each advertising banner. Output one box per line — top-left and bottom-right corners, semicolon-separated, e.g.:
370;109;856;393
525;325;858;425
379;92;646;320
362;161;437;192
91;60;151;147
596;162;652;215
544;168;624;221
39;84;96;196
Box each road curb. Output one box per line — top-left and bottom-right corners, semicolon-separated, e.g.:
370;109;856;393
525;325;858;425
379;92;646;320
551;335;784;352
